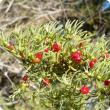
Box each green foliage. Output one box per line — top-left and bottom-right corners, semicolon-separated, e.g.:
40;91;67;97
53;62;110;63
0;20;110;110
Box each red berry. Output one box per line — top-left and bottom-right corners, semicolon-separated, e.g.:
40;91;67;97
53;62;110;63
52;44;56;48
45;39;49;43
53;44;61;51
9;45;13;50
74;57;81;63
76;50;81;56
106;53;109;58
33;58;40;63
80;42;84;46
44;48;49;53
104;81;110;86
94;58;98;63
71;53;79;59
43;78;49;85
89;61;95;67
23;76;27;82
35;53;42;59
20;54;24;58
81;86;89;94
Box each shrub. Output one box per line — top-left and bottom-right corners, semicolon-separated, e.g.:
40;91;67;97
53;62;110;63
0;20;110;110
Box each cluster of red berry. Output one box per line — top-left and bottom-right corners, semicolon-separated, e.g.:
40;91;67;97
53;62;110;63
9;38;110;95
52;43;61;52
71;50;81;63
71;42;84;63
89;52;109;68
89;58;98;67
33;52;42;63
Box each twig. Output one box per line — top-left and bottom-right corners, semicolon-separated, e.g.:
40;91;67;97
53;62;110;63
49;14;57;21
96;23;105;37
23;9;63;28
0;100;21;106
5;0;15;13
0;16;29;30
85;0;92;18
59;0;68;21
98;11;101;28
1;68;32;110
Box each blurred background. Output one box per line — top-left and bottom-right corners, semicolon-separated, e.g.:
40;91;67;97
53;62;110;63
0;0;110;110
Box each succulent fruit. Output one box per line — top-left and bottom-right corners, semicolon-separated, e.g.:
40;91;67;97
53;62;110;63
94;58;98;63
33;58;40;63
101;52;105;57
23;76;28;82
80;42;84;46
43;78;49;85
71;53;79;60
45;39;49;43
81;86;89;94
9;45;13;50
89;61;95;67
76;50;81;56
104;81;110;86
35;53;43;59
44;48;49;53
74;57;81;63
20;54;24;58
106;53;109;58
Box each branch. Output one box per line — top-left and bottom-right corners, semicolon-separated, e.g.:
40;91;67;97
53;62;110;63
0;16;29;30
85;0;92;18
0;100;21;106
5;0;15;13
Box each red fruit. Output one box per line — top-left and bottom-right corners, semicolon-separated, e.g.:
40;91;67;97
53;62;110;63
106;53;109;58
71;53;79;59
81;86;89;94
44;48;49;53
23;76;27;82
94;58;98;63
76;50;81;56
52;44;56;48
45;39;49;43
43;78;49;85
20;54;24;58
74;57;81;63
33;58;40;63
51;44;56;50
9;45;13;50
80;42;84;46
54;44;61;52
104;81;110;86
89;61;95;67
35;53;42;59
